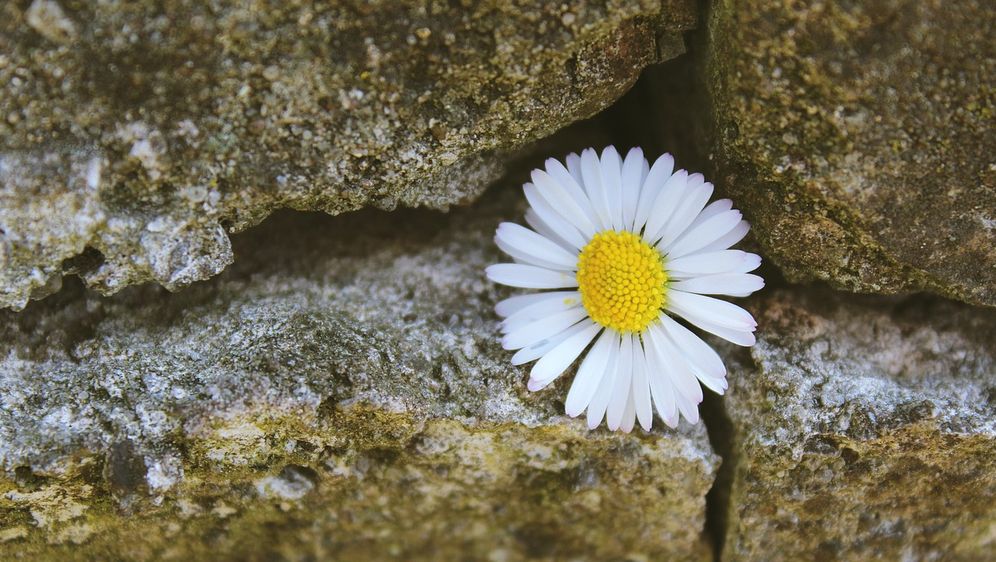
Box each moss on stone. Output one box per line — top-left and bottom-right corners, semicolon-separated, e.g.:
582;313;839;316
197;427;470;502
705;0;996;306
0;0;696;310
0;178;717;560
1;404;716;561
722;288;996;560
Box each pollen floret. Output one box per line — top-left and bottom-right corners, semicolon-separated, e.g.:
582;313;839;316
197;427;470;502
576;231;666;333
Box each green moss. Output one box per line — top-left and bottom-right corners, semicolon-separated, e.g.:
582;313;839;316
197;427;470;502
0;404;715;561
0;0;696;310
705;0;996;306
729;424;996;561
722;289;996;560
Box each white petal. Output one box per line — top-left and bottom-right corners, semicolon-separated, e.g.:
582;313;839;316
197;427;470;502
599;146;624;230
565;152;584;186
690;368;728;395
683;319;756;347
620;389;637;433
678;199;732;251
634;153;675;231
565;329;616;417
698;220;750;253
666;290;756;331
632;340;654;431
664;210;743;259
655;177;713;248
544;157;600;226
501;291;582;334
674;390;700;424
495;237;571;271
658;317;727;395
528;321;601;389
737;252;762;273
666;250;761;278
496;291;570;318
502;307;587;350
525;209;578;253
666;291;757;347
523;185;588;251
621;147;644;231
647;322;703;426
699;377;728;395
579;148;611;230
511;318;592;365
691;199;733;226
496;222;578;270
486;264;578;289
642;169;688;242
586;332;621;429
659;315;726;381
670;273;765;298
530;171;599;238
647;322;702;405
644;336;679;428
606;333;634;431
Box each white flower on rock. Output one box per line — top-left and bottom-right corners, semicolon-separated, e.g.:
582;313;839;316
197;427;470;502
486;147;764;432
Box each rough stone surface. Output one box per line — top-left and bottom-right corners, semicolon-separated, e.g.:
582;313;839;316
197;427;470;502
0;187;718;560
706;0;996;306
722;288;996;561
0;0;696;310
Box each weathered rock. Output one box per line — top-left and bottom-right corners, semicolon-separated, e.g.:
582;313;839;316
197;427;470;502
706;0;996;306
0;187;718;560
0;0;696;310
722;288;996;560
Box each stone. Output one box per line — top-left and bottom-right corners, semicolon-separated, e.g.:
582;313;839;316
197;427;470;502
254;465;318;502
706;0;996;306
722;288;996;560
0;186;718;560
0;0;696;310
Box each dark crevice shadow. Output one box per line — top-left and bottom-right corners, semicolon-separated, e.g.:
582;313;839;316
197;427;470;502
651;0;742;559
701;390;737;560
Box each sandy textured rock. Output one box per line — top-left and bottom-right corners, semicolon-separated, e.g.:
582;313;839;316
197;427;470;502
722;288;996;561
0;187;718;560
706;0;996;306
0;0;695;310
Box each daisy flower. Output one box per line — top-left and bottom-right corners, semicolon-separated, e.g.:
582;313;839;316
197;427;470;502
486;147;763;432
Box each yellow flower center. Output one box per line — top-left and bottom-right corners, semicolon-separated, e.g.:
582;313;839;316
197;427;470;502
576;230;667;333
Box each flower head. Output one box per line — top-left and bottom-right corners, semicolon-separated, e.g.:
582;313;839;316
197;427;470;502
486;147;763;432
